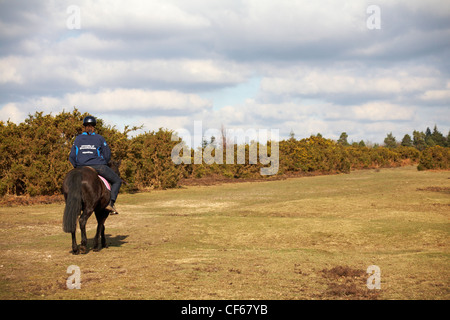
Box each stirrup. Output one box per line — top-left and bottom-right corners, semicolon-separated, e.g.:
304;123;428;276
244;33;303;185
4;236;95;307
106;203;119;215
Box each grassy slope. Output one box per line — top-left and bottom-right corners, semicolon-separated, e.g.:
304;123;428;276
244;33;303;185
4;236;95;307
0;166;448;300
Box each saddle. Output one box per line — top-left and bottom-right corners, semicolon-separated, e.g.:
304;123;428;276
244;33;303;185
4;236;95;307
98;175;111;191
84;166;111;191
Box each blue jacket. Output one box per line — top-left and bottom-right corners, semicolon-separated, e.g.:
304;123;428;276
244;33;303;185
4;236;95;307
69;132;111;168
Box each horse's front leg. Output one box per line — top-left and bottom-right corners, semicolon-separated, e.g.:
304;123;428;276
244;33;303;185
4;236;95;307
79;210;93;254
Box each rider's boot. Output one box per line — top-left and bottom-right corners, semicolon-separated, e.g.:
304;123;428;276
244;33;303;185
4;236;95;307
106;200;119;215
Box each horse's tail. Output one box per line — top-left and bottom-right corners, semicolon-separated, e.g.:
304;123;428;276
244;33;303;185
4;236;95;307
62;170;82;233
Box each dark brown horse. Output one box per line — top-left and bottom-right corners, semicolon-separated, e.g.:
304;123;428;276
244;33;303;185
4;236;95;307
62;162;120;254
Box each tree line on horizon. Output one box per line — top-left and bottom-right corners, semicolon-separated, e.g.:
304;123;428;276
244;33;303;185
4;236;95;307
332;126;449;150
0;109;448;198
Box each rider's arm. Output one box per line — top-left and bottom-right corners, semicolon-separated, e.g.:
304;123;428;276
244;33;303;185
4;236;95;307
69;141;78;168
99;137;111;164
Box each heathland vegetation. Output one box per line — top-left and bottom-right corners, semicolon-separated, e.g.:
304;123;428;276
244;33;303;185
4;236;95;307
1;166;448;299
0;109;448;198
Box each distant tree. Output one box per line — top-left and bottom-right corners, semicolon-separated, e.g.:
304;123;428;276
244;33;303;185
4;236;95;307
425;127;435;147
431;125;446;147
384;132;397;149
337;132;350;146
202;137;208;149
425;137;436;147
289;129;295;141
413;130;427;151
447;130;450;147
401;134;412;147
359;140;366;147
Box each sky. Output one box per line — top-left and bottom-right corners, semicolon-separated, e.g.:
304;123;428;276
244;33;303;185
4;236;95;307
0;0;449;145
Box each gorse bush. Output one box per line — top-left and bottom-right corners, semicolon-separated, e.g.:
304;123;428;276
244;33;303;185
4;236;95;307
0;111;77;196
0;110;176;196
0;110;447;197
278;135;420;174
418;146;450;170
124;128;183;190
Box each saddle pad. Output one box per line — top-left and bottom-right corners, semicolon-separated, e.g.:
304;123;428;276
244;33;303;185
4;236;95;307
98;175;111;191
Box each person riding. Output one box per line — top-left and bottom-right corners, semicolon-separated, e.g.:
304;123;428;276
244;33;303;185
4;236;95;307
69;116;121;215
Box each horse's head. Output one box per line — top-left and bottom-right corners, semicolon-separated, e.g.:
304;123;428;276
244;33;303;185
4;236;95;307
107;160;128;185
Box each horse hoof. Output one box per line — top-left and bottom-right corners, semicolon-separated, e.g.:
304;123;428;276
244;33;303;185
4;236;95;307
80;246;88;254
71;249;79;255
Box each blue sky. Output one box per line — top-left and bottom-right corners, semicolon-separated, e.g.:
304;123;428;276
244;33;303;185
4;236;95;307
201;77;262;111
0;0;449;145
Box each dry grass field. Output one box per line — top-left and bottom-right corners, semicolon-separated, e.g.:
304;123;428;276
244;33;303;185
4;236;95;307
0;166;449;300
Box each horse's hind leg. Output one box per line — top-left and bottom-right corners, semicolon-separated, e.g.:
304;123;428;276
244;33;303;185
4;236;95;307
71;232;79;254
94;210;109;251
79;210;93;254
101;222;107;248
93;224;105;251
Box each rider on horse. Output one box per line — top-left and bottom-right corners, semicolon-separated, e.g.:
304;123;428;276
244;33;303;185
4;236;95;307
69;116;121;215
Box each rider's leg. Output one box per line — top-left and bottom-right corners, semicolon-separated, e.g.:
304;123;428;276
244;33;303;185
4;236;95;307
90;165;122;214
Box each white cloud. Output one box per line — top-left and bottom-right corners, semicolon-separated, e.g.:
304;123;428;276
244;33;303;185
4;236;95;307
44;88;211;113
420;82;450;103
0;89;212;127
0;103;25;123
260;65;440;99
80;0;211;35
420;90;450;103
0;51;249;90
352;102;416;122
0;0;449;144
0;56;24;84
